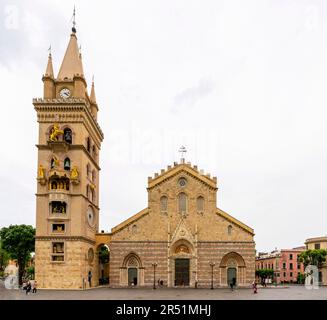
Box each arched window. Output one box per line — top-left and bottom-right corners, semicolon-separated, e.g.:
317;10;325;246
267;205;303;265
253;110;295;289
92;170;96;183
160;196;168;213
197;196;204;212
178;193;187;213
87;164;91;178
228;225;232;235
92;145;96;158
64;157;71;170
87;137;91;152
63;128;72;144
86;185;90;198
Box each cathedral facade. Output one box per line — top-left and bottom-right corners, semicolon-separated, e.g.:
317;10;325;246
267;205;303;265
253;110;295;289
34;23;255;289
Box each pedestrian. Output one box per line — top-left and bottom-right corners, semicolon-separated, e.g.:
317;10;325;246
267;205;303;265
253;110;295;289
252;281;257;294
26;280;31;295
88;270;92;288
32;280;37;293
232;277;236;290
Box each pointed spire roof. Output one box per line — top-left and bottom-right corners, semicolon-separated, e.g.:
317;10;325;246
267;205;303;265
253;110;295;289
57;30;84;80
44;52;54;78
90;76;97;103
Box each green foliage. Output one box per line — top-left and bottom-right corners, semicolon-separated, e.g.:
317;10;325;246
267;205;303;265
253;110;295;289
98;245;109;264
255;268;274;279
26;265;35;279
298;249;327;268
0;243;10;272
0;225;35;284
297;273;305;284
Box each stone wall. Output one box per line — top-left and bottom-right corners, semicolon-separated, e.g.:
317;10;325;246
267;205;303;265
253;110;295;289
35;239;97;289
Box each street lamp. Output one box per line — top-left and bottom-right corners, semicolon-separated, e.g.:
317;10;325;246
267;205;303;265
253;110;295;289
209;262;215;290
152;262;158;289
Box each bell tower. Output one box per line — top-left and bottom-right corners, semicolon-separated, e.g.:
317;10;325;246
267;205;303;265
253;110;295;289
34;20;104;289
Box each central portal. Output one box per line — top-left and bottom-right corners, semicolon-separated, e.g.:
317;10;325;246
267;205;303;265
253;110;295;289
175;258;190;286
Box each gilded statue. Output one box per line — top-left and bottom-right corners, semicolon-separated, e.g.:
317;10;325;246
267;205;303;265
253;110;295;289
71;166;79;179
51;156;60;168
49;124;64;142
38;164;45;179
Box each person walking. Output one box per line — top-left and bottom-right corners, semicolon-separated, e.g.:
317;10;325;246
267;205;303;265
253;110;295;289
88;271;92;288
232;277;236;290
32;280;37;293
26;280;31;295
252;281;257;294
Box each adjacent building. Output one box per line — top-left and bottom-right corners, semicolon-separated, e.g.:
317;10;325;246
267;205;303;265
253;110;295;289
305;236;327;285
256;247;305;284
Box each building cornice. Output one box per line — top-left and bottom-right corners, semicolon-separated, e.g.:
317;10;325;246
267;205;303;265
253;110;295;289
35;235;96;245
33;98;104;144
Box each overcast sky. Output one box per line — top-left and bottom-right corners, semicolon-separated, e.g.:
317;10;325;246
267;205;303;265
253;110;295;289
1;0;327;252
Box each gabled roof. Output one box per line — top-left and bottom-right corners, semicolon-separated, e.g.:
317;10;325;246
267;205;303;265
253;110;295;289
216;207;254;235
111;208;149;234
147;161;217;190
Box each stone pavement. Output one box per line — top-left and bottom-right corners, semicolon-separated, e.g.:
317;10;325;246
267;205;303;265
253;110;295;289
1;281;327;300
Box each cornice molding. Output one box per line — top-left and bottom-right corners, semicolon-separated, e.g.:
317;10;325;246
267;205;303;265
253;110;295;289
35;235;96;245
33;98;104;142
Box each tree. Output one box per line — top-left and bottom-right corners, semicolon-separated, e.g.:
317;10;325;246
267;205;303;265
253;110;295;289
298;249;327;268
297;273;305;284
98;245;109;264
0;242;10;273
255;269;274;282
0;225;35;285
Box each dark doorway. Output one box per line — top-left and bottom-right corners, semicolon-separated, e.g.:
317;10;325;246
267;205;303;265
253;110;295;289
175;259;190;286
227;267;237;286
128;267;138;286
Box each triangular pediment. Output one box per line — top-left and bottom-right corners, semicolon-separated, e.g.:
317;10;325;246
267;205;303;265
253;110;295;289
147;162;217;190
170;217;195;244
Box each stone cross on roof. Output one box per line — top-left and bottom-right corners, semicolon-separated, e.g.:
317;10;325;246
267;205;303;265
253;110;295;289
179;145;187;163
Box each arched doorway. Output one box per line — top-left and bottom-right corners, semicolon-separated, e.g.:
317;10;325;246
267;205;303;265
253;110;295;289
227;267;237;287
219;252;246;287
170;240;194;287
175;258;190;286
128;267;138;286
97;244;110;285
121;253;144;287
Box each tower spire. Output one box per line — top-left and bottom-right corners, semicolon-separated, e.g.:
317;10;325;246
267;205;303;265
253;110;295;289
72;5;76;33
44;45;54;78
57;8;84;80
90;75;97;103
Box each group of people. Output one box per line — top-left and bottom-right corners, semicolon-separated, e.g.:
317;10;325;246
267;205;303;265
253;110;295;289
22;280;37;295
230;278;258;294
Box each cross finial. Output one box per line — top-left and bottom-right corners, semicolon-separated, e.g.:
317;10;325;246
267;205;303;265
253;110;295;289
179;145;187;163
72;5;76;33
48;45;51;56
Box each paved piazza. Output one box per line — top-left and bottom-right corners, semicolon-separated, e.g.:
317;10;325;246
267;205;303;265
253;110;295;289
1;281;326;300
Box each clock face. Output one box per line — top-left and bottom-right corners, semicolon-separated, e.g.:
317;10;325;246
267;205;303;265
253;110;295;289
87;206;95;226
60;88;71;99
